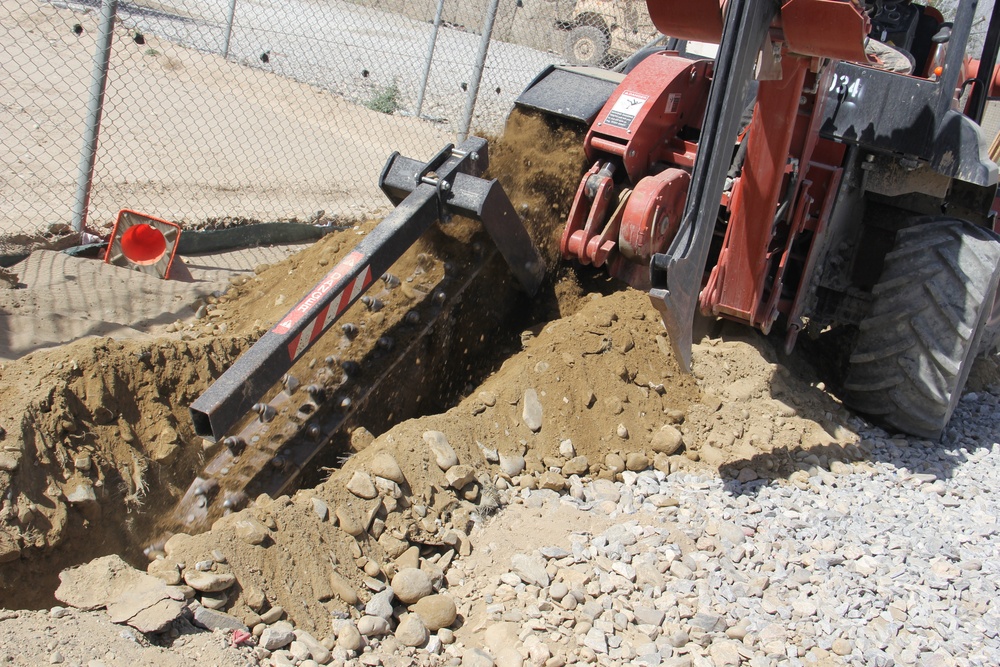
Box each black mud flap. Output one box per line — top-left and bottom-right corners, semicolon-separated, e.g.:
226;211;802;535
514;64;624;126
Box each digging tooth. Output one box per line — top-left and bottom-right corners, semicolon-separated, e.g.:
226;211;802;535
405;310;420;325
222;491;247;511
307;423;322;439
325;355;337;366
271;456;285;469
360;296;383;312
382;273;400;288
341;360;361;376
338;396;352;409
444;261;455;274
284;374;300;394
341;323;358;337
376;336;394;351
433;290;447;304
253;403;276;422
306;384;325;401
223;436;245;453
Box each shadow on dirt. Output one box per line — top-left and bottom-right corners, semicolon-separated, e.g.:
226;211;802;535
708;324;1000;497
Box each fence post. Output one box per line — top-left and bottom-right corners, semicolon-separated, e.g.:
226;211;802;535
222;0;238;59
457;0;500;142
71;0;118;234
415;0;446;118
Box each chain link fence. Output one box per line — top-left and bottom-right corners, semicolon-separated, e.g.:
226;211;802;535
3;0;649;254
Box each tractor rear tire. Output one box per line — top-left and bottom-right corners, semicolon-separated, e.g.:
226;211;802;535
843;218;1000;439
567;25;608;66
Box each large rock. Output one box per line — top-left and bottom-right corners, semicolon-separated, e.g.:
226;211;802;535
347;471;377;499
395;614;429;647
183;569;235;593
146;559;181;586
56;555;149;611
232;516;269;545
357;615;391;636
329;571;359;605
498;453;525;477
0;531;21;564
294;630;332;665
445;465;476;490
522;389;543;432
650;424;684;455
391;568;433;604
423;431;458;470
365;587;395;620
105;572;186;633
511;554;549;587
463;648;497;667
411;594;457;631
260;626;295;650
369;452;406;484
191;606;249;633
337;623;366;651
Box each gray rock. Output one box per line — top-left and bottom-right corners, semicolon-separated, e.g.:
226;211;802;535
511;554;550;587
311;497;329;521
365;587;395;620
633;605;665;627
584;626;608;653
260;626;295;650
191;606;249;633
424;431;458;470
522;389;543;432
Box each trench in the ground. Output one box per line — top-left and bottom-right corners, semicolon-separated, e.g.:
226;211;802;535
0;110;599;609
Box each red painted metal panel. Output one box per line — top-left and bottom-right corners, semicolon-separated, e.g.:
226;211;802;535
586;52;711;183
646;1;724;43
781;0;871;63
701;56;810;323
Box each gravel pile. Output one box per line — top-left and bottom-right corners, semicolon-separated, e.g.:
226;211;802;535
334;389;1000;667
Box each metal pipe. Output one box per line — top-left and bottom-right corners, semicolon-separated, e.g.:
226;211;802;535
457;0;500;142
222;0;238;60
969;0;1000;124
416;0;445;118
71;0;118;234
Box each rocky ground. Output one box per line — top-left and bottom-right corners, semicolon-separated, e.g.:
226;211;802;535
1;362;998;667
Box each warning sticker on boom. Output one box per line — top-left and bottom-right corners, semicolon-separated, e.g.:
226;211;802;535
604;91;648;130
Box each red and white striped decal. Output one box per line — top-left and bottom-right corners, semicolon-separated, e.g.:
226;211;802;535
271;251;373;360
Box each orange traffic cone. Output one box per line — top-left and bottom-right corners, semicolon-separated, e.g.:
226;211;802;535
103;209;181;279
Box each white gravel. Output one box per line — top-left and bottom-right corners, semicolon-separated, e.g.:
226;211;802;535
341;383;1000;667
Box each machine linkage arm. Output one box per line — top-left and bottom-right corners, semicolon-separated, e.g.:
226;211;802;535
191;138;545;442
648;0;777;371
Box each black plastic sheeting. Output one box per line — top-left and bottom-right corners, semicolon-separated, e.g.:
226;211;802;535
0;222;342;268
